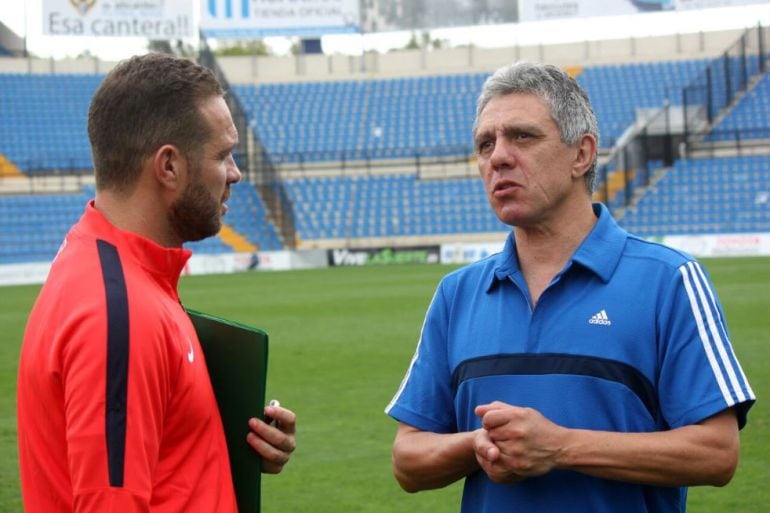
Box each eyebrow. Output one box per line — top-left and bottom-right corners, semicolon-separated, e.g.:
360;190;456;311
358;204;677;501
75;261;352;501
475;122;543;142
503;122;543;135
217;144;236;158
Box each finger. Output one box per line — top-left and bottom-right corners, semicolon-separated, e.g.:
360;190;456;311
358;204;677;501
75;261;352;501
261;459;288;474
473;429;500;461
477;441;500;462
264;405;297;434
246;430;292;473
479;407;521;431
249;417;296;451
474;400;511;418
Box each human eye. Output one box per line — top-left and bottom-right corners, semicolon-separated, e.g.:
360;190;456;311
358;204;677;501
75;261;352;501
513;130;532;140
476;138;494;154
219;148;234;162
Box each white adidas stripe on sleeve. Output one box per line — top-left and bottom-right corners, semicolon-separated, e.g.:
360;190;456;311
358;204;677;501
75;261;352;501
691;261;755;400
679;262;754;406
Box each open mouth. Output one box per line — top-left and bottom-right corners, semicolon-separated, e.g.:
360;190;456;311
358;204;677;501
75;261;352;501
493;180;521;196
221;191;231;213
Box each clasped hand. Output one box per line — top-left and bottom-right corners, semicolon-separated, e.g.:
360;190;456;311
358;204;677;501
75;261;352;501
473;401;566;484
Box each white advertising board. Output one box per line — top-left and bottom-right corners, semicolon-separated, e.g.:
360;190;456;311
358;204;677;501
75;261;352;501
42;0;194;39
661;233;770;258
439;232;770;267
0;250;329;286
0;262;51;286
441;241;506;265
200;0;360;38
182;249;328;274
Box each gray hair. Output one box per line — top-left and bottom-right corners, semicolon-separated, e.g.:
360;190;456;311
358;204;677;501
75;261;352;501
473;62;600;193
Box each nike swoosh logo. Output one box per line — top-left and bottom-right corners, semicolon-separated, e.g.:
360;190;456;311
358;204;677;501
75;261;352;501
187;337;194;363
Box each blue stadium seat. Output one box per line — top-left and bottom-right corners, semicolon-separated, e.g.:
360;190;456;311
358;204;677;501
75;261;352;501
620;155;770;236
232;59;713;165
0;73;102;173
0;181;283;264
707;72;770;141
283;173;508;241
576;59;709;147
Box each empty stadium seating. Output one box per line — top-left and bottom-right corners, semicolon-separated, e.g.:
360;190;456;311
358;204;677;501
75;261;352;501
1;51;768;262
234;73;486;164
576;59;710;146
212;181;283;251
0;189;91;264
707;71;770;141
620;155;770;236
0;73;101;172
232;58;712;165
284;173;508;241
0;181;282;264
0;57;719;173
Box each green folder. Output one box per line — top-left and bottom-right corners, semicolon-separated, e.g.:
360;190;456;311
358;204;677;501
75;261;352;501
187;309;269;513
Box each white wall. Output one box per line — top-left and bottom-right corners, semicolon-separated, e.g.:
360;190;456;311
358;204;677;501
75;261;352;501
215;27;747;84
0;27;749;82
0;56;118;74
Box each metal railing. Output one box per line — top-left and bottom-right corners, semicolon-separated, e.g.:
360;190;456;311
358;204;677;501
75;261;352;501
597;23;769;217
198;37;297;249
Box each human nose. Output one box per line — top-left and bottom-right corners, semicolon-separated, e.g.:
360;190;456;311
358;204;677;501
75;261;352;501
489;139;513;171
227;155;242;185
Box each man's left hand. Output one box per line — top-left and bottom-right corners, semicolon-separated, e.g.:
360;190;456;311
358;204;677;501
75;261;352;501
247;403;297;474
474;401;566;481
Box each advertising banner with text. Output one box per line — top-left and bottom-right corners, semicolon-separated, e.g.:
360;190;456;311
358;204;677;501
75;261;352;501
200;0;360;38
42;0;193;39
360;0;519;33
327;246;440;267
520;0;768;22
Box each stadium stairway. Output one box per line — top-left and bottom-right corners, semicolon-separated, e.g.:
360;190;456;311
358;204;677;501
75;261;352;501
594;168;639;207
565;66;583;78
705;69;770;143
0;180;281;264
218;224;258;252
0;154;22;177
619;155;770;236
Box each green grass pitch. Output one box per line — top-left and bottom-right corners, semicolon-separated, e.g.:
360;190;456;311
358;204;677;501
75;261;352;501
1;258;767;512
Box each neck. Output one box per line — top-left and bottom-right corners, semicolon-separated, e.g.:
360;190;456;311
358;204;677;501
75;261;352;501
515;197;596;266
513;198;597;307
94;188;180;248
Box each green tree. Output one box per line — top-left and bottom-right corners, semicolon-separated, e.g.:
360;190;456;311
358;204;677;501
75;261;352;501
213;40;271;57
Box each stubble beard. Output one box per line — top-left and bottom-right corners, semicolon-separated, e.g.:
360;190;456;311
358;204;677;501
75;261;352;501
168;170;222;243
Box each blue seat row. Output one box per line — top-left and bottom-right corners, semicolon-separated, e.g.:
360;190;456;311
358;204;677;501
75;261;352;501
232;59;714;163
283;174;509;240
0;73;101;172
707;72;770;141
0;181;283;264
620;155;770;236
0;58;715;173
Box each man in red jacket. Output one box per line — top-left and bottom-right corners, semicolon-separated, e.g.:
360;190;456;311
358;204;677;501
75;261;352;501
17;52;297;513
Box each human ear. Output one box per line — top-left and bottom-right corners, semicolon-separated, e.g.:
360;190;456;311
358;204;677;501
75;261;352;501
152;144;185;191
571;134;597;179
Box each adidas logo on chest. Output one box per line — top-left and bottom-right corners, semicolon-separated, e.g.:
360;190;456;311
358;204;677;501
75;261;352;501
588;309;612;326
